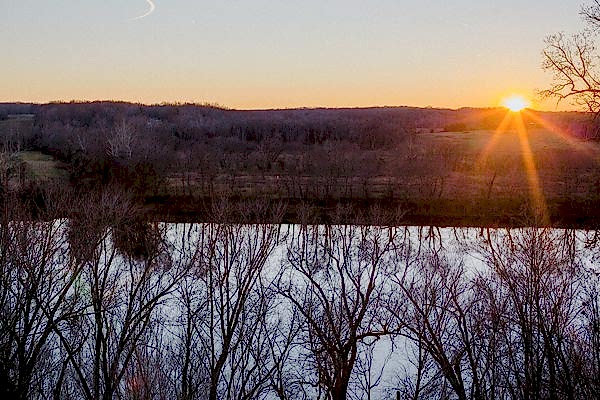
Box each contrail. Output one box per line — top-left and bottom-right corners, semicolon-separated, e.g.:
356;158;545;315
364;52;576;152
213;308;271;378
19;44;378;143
129;0;155;21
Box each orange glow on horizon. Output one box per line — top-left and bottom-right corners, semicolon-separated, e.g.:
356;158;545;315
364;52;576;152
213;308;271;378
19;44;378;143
501;95;529;112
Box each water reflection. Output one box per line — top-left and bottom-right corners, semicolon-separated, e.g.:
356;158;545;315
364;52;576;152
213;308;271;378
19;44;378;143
2;222;600;399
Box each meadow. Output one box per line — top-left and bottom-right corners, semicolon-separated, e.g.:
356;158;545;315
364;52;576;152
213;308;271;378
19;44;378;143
160;125;600;226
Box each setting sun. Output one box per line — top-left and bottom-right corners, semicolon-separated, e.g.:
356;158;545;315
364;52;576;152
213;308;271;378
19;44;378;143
502;95;529;112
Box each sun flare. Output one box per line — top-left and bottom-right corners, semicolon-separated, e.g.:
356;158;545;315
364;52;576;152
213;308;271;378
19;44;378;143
502;95;529;112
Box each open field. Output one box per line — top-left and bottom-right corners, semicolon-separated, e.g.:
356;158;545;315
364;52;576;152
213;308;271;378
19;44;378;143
158;125;600;226
167;127;600;199
412;127;600;201
17;151;70;181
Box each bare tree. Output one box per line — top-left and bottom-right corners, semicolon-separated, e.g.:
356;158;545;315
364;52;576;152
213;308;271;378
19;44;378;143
574;265;600;398
107;119;135;161
388;248;484;400
0;216;81;399
49;188;190;400
542;1;600;118
166;199;289;400
541;31;600;112
477;228;582;399
0;194;85;400
386;226;594;400
202;224;283;400
277;224;401;399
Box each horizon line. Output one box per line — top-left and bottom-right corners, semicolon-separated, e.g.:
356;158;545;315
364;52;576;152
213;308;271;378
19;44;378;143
0;99;584;114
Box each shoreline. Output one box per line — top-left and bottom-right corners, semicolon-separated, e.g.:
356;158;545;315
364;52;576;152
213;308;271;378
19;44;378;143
140;196;600;229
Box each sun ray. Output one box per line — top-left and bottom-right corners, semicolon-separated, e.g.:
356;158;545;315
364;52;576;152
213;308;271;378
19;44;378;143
522;109;597;158
477;110;513;166
515;112;549;225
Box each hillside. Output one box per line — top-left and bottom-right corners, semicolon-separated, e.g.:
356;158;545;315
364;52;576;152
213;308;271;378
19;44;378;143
1;102;599;226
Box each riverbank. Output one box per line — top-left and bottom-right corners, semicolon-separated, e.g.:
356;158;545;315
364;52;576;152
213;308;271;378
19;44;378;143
141;195;600;229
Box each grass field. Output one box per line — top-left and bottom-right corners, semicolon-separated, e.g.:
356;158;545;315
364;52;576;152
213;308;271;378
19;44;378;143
167;127;600;200
160;124;600;226
17;151;69;182
422;127;599;195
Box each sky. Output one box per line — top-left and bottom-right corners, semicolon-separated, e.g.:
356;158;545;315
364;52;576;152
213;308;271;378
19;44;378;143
0;0;589;110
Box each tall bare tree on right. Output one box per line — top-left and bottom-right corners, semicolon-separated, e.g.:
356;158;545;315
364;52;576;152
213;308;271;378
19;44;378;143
542;1;600;125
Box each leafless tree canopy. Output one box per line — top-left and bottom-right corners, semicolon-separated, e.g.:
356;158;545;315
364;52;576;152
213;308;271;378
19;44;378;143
1;161;600;400
542;1;600;119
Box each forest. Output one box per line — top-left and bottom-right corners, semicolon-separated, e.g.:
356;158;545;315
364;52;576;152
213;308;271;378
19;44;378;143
1;102;598;227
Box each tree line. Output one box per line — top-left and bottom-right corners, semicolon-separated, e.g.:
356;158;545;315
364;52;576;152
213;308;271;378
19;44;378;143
0;101;595;205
